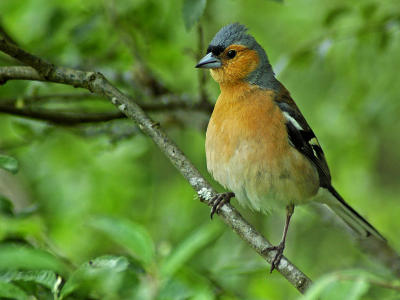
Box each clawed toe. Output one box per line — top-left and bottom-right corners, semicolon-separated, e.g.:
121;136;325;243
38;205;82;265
263;243;285;273
210;192;235;219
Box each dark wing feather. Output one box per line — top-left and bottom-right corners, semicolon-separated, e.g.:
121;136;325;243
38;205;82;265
273;84;386;241
274;86;331;188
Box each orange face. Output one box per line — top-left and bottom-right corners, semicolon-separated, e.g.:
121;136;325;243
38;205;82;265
210;45;259;84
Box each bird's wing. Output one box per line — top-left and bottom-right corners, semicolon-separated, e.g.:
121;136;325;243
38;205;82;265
273;86;331;188
273;85;385;240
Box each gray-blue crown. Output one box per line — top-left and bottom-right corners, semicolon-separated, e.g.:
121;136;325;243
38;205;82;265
209;23;258;52
208;23;279;90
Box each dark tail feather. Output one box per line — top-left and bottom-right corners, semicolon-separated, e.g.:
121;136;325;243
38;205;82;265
324;186;386;242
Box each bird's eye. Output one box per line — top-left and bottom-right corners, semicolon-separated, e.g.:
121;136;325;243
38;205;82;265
227;50;236;59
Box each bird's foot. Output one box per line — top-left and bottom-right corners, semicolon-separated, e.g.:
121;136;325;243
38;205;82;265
263;242;285;273
210;192;235;219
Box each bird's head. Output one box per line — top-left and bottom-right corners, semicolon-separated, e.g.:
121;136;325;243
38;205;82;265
196;23;276;88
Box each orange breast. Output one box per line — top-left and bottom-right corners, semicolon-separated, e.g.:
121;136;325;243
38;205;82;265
206;84;319;213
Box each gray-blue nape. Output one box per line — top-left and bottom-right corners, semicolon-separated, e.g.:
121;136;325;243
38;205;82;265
208;23;280;91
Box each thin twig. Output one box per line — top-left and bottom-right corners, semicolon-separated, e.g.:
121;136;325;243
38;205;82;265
0;19;18;46
0;92;99;105
197;24;208;105
0;102;211;125
0;104;125;125
0;40;54;78
0;91;213;125
335;274;400;292
0;66;44;84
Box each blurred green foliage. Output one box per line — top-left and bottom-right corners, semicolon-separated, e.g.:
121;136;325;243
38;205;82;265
0;0;400;299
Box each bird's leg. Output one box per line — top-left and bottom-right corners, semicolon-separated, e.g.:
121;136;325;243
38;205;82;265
210;192;235;219
264;204;295;273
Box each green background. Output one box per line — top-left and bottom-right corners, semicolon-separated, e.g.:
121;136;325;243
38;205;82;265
0;0;400;299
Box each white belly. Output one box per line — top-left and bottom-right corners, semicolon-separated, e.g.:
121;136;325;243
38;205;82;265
206;138;319;214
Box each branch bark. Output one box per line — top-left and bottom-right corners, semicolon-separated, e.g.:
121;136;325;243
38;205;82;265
0;104;125;125
0;19;19;46
0;89;212;125
0;92;99;105
0;66;44;84
0;102;211;125
0;37;313;292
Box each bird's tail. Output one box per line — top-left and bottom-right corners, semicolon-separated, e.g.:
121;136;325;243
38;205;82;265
322;186;386;242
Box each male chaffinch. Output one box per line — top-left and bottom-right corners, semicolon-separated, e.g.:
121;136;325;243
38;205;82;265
196;23;386;272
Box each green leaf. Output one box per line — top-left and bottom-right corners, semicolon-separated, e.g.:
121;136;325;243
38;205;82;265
182;0;207;30
160;222;223;278
302;275;336;300
0;281;28;300
0;215;46;241
324;6;350;27
302;272;370;300
361;3;377;19
157;278;192;300
0;195;14;215
347;277;369;300
0;270;59;291
89;216;155;267
0;244;67;274
0;154;19;174
60;255;137;299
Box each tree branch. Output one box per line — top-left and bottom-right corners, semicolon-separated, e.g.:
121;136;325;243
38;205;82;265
197;24;208;105
0;38;313;293
0;39;54;78
0;19;19;46
0;90;213;113
0;66;44;84
0;90;213;125
0;101;211;125
0;104;125;125
0;92;99;105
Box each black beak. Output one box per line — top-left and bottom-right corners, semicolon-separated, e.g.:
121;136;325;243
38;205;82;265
195;52;222;69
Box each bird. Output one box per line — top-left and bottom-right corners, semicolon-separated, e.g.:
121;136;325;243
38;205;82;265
195;23;386;272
